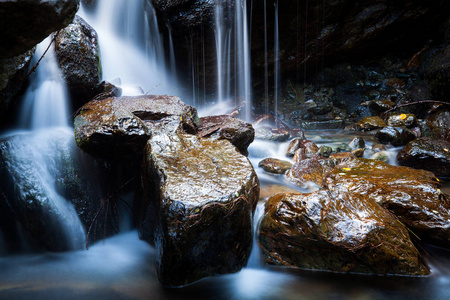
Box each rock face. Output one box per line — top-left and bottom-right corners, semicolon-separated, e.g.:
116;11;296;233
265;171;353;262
0;49;34;121
197;115;255;154
325;158;450;247
259;192;429;276
55;15;102;107
74;95;198;160
139;133;259;286
0;0;79;58
397;138;450;177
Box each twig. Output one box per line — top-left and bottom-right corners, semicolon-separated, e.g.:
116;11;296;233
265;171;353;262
382;100;450;117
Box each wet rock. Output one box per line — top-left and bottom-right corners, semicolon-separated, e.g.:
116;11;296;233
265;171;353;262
258;158;292;174
259;191;429;276
296;120;345;130
358;116;386;130
55;16;102;107
369;100;395;113
352;148;365;158
286;156;333;189
387;113;417;128
292;148;307;163
0;49;34;121
372;143;387;152
426;111;450;140
0;129;87;252
139;133;259;286
420;43;450;99
0;0;79;58
331;143;352;154
255;127;290;142
349;137;365;150
397;138;450;177
318;146;333;158
74;95;198;161
371;151;390;163
198;115;254;154
325;158;450;247
92;81;122;101
375;126;417;147
286;138;305;157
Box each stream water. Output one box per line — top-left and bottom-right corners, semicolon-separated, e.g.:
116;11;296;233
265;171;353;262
1;0;450;299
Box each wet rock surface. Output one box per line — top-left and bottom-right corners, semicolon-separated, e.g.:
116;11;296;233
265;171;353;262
139;133;259;286
259;191;429;276
197;115;254;154
358;116;386;130
74;95;198;160
375;126;417;147
397;138;450;177
258;158;292;174
0;0;79;58
325;158;450;247
426;111;450;141
0;49;34;121
55;15;102;107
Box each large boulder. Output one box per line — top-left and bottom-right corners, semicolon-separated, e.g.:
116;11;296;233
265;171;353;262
324;158;450;247
259;191;429;276
0;49;34;121
375;126;417;147
74;95;198;160
197;115;254;154
397;137;450;177
139;133;259;286
0;0;79;58
55;15;102;107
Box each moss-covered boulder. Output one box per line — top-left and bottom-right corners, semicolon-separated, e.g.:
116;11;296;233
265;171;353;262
324;158;450;247
397;137;450;177
139;133;259;286
259;192;429;276
74;95;198;160
258;158;292;174
55;15;102;107
197;115;254;154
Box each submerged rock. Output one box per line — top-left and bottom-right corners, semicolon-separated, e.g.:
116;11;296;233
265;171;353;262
139;133;259;286
0;0;79;58
325;158;450;247
397;138;450;177
259;192;429;276
74;95;198;160
198;115;254;154
55;15;102;107
258;158;292;174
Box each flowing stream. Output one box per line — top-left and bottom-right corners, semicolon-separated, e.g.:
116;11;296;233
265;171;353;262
1;1;450;299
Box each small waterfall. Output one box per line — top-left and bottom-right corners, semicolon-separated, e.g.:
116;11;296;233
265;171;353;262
274;0;280;122
247;201;266;269
19;36;70;129
78;0;174;96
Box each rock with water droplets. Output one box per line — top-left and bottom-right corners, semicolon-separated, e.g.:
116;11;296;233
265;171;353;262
324;158;450;247
74;95;198;161
357;116;386;130
286;156;333;189
197;115;255;154
259;191;429;276
397;137;450;177
258;158;292;174
139;133;259;286
0;0;79;58
55;15;102;107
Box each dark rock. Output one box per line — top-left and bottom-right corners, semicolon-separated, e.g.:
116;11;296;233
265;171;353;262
352;148;365;158
0;49;34;120
0;0;79;58
420;43;450;99
325;158;450;247
296;120;345;130
426;111;450;141
397;138;450;177
259;191;429;276
349;137;365;150
375;126;417;146
92;81;123;101
255;127;290;142
74;95;198;161
139;133;259;286
198;115;255;154
358;116;386;130
386;113;417;128
55;15;102;107
318;146;333;158
369;100;395;113
258;158;292;174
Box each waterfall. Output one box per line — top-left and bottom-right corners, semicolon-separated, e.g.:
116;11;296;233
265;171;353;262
78;0;175;96
274;0;280;122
